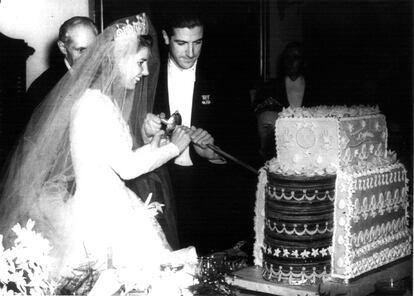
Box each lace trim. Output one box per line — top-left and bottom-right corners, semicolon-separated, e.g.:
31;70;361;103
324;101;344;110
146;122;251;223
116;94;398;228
263;262;329;285
266;185;335;202
352;187;408;222
350;217;409;248
351;239;412;277
332;239;412;279
352;227;411;258
265;219;333;236
253;169;267;266
279;105;380;119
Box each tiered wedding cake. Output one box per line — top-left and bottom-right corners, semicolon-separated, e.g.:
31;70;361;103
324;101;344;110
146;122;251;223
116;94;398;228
254;106;411;284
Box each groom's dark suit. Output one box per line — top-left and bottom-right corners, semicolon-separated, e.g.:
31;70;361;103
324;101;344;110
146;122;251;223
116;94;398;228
153;56;230;254
153;58;222;153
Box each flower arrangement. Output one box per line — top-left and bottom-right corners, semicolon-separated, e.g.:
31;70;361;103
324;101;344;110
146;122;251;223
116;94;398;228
0;219;55;295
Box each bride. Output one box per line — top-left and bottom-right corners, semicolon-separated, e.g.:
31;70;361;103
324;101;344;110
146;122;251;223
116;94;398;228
0;13;196;295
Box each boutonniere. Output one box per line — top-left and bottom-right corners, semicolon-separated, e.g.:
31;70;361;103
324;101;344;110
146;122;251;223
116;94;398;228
201;94;211;105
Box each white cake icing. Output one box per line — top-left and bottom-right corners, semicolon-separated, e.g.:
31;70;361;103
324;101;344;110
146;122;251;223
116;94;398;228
255;105;412;283
331;162;411;280
275;107;388;174
278;105;380;119
253;169;267;266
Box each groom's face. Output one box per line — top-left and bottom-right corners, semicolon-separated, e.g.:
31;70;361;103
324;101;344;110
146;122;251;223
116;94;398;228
163;26;203;70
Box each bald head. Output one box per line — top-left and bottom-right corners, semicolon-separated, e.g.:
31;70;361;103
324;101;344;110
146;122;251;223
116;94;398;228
57;16;98;66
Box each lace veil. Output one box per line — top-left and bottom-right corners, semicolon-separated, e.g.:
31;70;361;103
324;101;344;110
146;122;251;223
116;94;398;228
0;13;154;244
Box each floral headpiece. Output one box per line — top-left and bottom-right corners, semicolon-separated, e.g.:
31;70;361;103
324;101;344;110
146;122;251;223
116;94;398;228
114;13;148;39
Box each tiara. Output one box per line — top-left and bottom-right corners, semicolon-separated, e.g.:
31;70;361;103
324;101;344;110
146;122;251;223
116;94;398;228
115;13;148;39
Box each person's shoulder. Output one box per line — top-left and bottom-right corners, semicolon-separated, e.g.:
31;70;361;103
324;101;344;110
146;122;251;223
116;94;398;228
74;89;108;111
79;89;109;104
73;89;115;119
27;69;52;93
195;57;214;76
195;57;221;89
27;62;67;95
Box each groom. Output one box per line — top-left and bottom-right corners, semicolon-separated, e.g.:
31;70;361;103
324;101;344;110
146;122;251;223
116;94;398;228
129;8;230;253
152;9;229;254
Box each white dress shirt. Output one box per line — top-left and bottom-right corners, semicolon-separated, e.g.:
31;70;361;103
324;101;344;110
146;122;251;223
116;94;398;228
285;76;305;107
167;57;197;166
64;58;72;71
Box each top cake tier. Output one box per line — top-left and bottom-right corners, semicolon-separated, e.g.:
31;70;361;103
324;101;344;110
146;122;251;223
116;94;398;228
275;106;388;174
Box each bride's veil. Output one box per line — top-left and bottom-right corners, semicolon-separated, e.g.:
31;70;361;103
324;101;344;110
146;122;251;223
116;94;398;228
0;14;152;247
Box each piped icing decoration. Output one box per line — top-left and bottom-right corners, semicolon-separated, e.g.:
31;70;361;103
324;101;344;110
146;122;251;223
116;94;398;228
349;239;412;278
276;117;340;173
253;168;267;266
266;184;335;202
350;217;409;249
263;244;331;259
332;169;354;277
276;105;389;173
266;157;336;177
263;262;329;285
332;162;411;280
261;105;411;282
352;187;408;222
265;220;333;236
278;105;380;119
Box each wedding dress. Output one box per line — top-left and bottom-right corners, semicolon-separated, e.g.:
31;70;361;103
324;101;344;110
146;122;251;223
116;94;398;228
0;14;197;295
67;88;179;270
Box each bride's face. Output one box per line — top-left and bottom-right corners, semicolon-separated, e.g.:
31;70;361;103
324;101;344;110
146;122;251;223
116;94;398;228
118;47;150;89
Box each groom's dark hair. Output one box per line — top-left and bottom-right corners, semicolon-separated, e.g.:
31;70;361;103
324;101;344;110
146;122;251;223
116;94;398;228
161;3;204;38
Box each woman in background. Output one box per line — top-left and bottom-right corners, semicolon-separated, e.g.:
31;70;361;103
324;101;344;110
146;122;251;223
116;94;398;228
253;42;308;160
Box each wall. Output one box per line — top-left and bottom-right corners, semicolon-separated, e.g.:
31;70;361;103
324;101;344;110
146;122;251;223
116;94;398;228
0;0;90;89
267;0;303;78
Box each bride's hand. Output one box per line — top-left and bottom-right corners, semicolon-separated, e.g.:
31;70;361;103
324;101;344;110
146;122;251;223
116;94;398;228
171;126;191;153
150;130;166;149
142;113;162;139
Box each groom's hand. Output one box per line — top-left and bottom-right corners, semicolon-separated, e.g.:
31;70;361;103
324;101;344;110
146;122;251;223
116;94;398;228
190;126;218;160
171;126;191;153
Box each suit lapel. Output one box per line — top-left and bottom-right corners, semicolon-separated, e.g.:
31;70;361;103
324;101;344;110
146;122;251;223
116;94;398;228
154;58;171;117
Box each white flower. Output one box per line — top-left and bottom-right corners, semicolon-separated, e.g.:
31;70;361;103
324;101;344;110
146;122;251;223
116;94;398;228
311;248;319;257
300;250;310;259
0;220;55;295
320;248;328;257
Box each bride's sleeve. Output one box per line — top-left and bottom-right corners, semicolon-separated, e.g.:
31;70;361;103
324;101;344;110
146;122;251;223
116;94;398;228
72;91;179;180
109;142;179;180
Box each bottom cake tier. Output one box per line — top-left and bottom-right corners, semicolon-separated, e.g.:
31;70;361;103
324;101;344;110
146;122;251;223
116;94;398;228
262;171;336;285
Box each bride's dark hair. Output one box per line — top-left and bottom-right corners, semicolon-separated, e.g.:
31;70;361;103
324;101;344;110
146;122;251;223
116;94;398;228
139;34;153;48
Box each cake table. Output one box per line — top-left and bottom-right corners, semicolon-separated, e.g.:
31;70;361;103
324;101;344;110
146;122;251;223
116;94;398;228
226;256;412;296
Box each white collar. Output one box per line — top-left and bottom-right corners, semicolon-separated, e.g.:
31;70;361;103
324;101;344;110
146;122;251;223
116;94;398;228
64;58;72;71
168;56;197;80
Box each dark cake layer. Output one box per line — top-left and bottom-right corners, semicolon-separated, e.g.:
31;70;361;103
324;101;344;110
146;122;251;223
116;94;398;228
262;171;336;285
